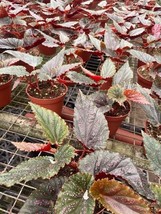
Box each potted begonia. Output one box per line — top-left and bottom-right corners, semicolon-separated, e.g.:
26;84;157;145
68;59;149;137
0;48;81;116
0;93;155;214
0;53;29;107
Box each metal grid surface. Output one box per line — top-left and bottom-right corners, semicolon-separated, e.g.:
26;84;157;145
0;55;148;213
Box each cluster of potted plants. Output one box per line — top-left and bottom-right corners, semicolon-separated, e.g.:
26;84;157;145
0;94;161;213
1;0;161;213
0;0;160;138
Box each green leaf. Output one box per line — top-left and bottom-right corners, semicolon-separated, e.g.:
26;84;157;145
107;85;127;105
0;65;28;77
67;71;96;85
19;177;66;214
142;131;161;177
151;183;161;207
79;150;154;200
0;144;75;187
128;50;155;64
74;91;109;150
55;173;95;214
100;58;116;78
90;178;151;214
113;61;133;85
30;103;69;144
4;50;43;67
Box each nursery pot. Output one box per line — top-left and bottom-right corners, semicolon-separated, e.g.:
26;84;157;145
26;82;68;116
105;101;130;138
0;75;13;108
137;66;153;89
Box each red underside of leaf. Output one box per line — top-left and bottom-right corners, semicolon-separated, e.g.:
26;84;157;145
38;143;51;152
82;67;103;82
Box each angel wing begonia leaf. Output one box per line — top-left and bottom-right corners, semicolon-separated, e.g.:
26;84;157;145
55;173;95;214
79;150;154;200
74;91;109;150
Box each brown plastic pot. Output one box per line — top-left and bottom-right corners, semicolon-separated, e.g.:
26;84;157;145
0;76;13;108
105;102;130;138
137;67;153;89
115;128;143;146
26;82;68;116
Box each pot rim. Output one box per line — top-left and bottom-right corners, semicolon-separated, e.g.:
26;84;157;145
26;81;68;102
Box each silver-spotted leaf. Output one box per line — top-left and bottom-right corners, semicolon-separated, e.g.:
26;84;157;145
142;131;161;177
90;178;151;214
55;173;95;214
19;177;66;214
30;103;69;144
74;91;109;150
79;150;154;199
0;144;75;187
